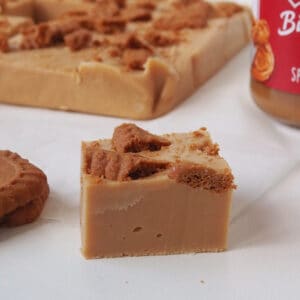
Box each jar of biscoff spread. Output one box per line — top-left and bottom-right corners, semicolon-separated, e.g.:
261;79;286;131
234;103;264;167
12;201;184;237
251;0;300;127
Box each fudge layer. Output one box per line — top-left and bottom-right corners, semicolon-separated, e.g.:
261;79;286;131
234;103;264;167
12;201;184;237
81;124;235;258
0;0;252;119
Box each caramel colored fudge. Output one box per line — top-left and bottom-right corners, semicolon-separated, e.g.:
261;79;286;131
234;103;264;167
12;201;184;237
81;124;235;258
0;0;252;119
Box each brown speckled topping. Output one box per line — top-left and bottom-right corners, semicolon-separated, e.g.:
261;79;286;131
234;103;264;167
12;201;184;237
83;124;235;192
122;48;152;70
64;28;92;51
89;148;169;180
1;0;246;71
112;123;171;153
144;29;179;47
106;33;154;70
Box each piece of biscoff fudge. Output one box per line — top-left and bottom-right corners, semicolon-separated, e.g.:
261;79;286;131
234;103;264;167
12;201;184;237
80;124;235;259
0;0;252;119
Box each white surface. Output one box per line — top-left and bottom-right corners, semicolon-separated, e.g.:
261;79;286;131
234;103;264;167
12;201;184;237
1;7;300;299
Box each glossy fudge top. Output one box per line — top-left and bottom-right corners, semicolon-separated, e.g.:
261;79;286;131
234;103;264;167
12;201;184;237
82;124;235;193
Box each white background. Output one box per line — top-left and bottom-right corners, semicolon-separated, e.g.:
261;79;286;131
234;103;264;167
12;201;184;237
1;1;300;299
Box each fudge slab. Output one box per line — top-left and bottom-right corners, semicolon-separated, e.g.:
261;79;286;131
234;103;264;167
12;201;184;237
81;124;235;258
0;0;252;119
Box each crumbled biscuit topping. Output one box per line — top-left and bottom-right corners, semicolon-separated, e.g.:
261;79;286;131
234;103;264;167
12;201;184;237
85;123;235;192
0;0;245;72
20;23;58;49
108;32;153;70
122;48;152;70
112;123;171;153
89;148;169;180
144;30;179;47
64;28;92;51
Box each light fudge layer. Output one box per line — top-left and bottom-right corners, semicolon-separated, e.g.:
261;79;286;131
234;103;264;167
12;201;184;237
0;0;252;119
81;124;235;258
82;175;232;258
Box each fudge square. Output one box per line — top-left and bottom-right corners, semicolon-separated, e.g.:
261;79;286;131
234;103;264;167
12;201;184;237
80;124;235;258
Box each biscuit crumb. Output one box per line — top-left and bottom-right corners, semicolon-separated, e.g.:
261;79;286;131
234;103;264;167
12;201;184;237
144;30;179;47
64;29;92;51
112;123;171;153
89;148;169;181
168;163;235;192
94;17;126;34
192;131;204;137
108;46;122;57
20;23;57;49
94;53;103;61
122;48;152;70
108;33;153;69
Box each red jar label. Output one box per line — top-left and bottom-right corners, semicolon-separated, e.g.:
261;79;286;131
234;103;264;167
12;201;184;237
251;0;300;94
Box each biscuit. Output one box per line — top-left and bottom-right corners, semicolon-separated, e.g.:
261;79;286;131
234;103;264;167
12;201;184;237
0;150;49;227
